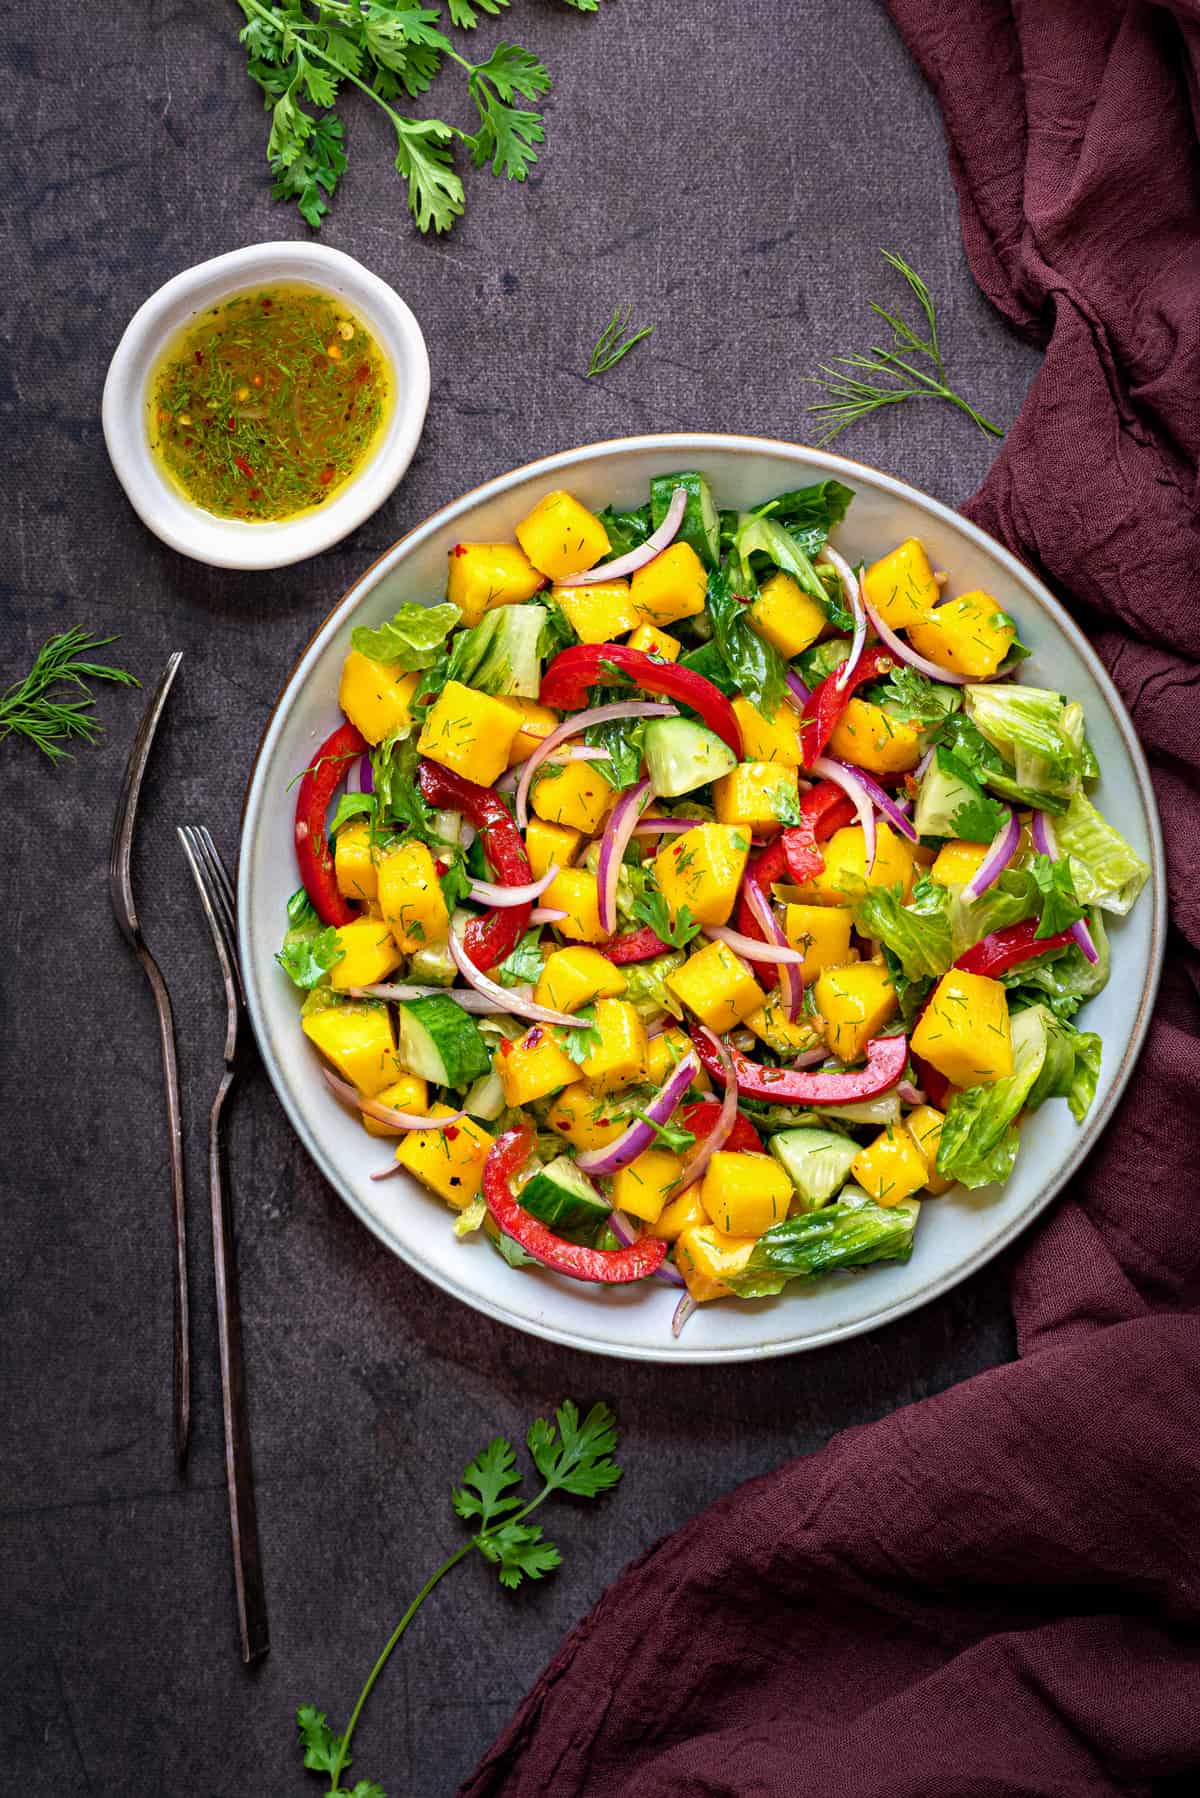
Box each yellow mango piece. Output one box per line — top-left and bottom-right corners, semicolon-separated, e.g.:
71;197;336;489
788;823;916;907
675;1223;757;1302
626;623;680;661
648;1187;707;1243
515;489;611;580
646;1025;710;1091
911;970;1013;1087
337;651;419;746
446;541;545;628
850;1123;930;1207
653;823;750;927
377;839;450;955
524;817;582;882
862;537;939;630
361;1074;430;1137
579;998;647;1094
551;579;639;644
828;698;922;775
905;1103;955;1194
748;570;827;659
334;818;379;904
907;591;1017;679
535;946;626;1015
782;903;853;983
327;917;405;991
667;939;765;1033
541;867;606;944
611;1148;684;1225
395;1104;495;1210
930;840;990;887
700;1151;791;1238
499;699;560;768
712;762;799;834
496;1025;580;1107
814;961;898;1064
745;989;823;1057
731;695;804;767
546;1083;634;1151
302;998;401;1097
531;758;615;835
630;541;708;628
417;679;520;787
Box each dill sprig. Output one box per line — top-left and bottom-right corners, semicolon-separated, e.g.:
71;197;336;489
806;251;1002;444
586;304;654;378
0;629;139;762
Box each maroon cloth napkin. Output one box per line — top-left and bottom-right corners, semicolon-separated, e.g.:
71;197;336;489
461;5;1200;1793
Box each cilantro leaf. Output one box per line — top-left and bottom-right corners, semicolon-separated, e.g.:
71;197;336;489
438;854;473;913
562;1007;603;1064
448;0;512;25
452;1436;525;1529
631;887;703;950
361;5;450;71
495;927;546;987
393;116;465;233
526;1400;622;1498
296;1704;345;1775
476;1520;562;1589
352;601;460;669
1030;852;1086;938
631;1109;696;1154
768;780;803;827
870;664;960;726
269;112;348;229
950;792;1009;844
345;1783;388;1798
467;43;551;181
329;791;376;836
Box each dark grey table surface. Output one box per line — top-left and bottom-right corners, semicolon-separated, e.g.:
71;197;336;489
2;3;1044;1793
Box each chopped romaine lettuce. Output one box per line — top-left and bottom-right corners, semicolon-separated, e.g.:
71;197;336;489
1053;789;1150;915
964;682;1085;802
351;601;460;669
1025;1012;1102;1122
854;877;952;981
731;1192;918;1287
1004;910;1110;1019
618;949;687;1021
277;888;344;989
946;868;1041;959
494;928;546;988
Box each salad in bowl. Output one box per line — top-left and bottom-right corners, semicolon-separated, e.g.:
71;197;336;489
277;470;1149;1335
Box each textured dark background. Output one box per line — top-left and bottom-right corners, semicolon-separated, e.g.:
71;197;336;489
1;3;1044;1793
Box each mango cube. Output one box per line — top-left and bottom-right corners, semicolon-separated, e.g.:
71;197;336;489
788;823;915;907
417;679;520;786
327;917;405;991
302;998;401;1096
541;867;606;944
648;1187;707;1243
930;840;990;887
749;570;827;659
334;818;380;904
630;541;708;628
524;817;582;881
905;1103;955;1194
446;541;545;628
361;1074;430;1137
496;1025;579;1107
646;1025;709;1090
745;989;823;1057
667;939;765;1033
611;1148;684;1225
653;823;750;927
850;1124;930;1207
515;489;611;580
675;1223;757;1302
814;961;898;1063
911;970;1013;1087
531;759;615;835
731;695;804;767
863;537;938;630
377;840;449;954
338;651;419;746
828;698;922;775
626;623;680;661
907;592;1016;679
395;1105;495;1210
546;1083;633;1151
499;698;560;768
578;998;648;1094
713;762;799;834
551;579;639;644
782;903;853;982
700;1151;791;1238
535;946;626;1014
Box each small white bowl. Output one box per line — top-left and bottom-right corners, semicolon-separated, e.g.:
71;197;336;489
102;241;430;571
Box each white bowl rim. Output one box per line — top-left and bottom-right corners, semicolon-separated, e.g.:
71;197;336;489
102;240;430;571
238;430;1166;1363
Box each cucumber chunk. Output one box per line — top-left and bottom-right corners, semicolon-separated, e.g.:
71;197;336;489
520;1156;610;1230
770;1127;859;1210
651;471;721;568
913;746;986;839
397;994;490;1087
644;717;737;798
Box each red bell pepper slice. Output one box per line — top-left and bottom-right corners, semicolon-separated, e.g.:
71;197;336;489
799;644;896;767
294;721;368;927
417;761;534;970
539;644;743;758
954;920;1075;978
910;1052;950;1111
586;924;674;963
483;1126;668;1284
733;783;857;985
689;1026;908;1105
679;1100;763;1154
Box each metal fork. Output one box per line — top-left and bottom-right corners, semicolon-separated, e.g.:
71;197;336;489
177;824;270;1665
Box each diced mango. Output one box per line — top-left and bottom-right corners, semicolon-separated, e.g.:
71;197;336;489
828;698;922;775
731;695;804;767
531;758;615;835
782;903;853;982
611;1148;684;1225
930;840;990;887
496;1025;580;1107
395;1105;495;1210
630;541;708;628
667;939;765;1033
546;1083;633;1151
907;591;1017;679
417;679;520;786
653;823;750;927
745;988;823;1057
524;817;582;882
851;1124;930;1207
446;541;546;628
626;623;680;661
327;917;405;991
579;998;647;1094
700;1151;791;1238
648;1187;707;1243
713;762;799;834
334;818;380;904
541;867;606;944
515;489;611;581
377;839;449;954
788;823;916;907
814;962;898;1064
361;1074;430;1137
302;998;401;1096
863;538;938;630
749;570;827;659
499;699;560;768
911;970;1013;1087
535;946;627;1015
551;579;639;644
337;651;419;746
905;1103;955;1194
675;1223;757;1302
646;1025;710;1091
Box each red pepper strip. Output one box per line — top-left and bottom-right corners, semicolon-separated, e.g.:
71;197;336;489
689;1026;908;1105
539;644;743;758
954;920;1075;978
799;644;896;768
583;924;674;964
294;721;367;927
734;784;857;986
417;761;534;970
911;1052;950;1111
680;1100;763;1154
484;1126;668;1284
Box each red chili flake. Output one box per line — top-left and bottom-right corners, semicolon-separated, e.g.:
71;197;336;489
193;350;203;366
354;363;371;384
248;488;261;501
261;297;273;310
233;455;255;480
499;1039;513;1057
444;1126;460;1141
319;466;335;486
451;543;468;558
227;415;236;433
596;1118;610;1128
526;1027;544;1049
434;860;448;877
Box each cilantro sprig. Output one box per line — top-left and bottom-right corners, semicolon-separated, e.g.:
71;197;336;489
296;1400;622;1796
632;888;703;950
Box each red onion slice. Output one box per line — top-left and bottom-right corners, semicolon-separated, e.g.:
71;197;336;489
671;1292;697;1337
844;763;919;843
810;754;877;875
863;598;969;686
897;1079;926;1107
785;670;811;711
632;816;696;837
961;807;1021;903
607;1207;687;1288
1032;811;1099;963
597;779;653;934
675;1028;738;1193
529;907;568;925
743;876;803;1019
559;485;688;584
820;544;867;690
515;700;677;829
792;1046;827;1068
576;1052;700;1177
468;866;560;908
353;981;534;1013
703;923;806;965
448;930;580;1027
322;1067;465;1133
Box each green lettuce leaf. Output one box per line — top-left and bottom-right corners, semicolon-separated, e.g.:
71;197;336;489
707;562;787;718
946;867;1041;959
1025;1011;1102;1122
735;1190;918;1285
1053;789;1150;915
328;790;376;836
351;600;460;669
963;682;1086;802
936;1005;1052;1188
1030;852;1085;937
618;949;687;1021
854;876;952;981
732;511;852;631
1004;910;1110;1019
495;928;546;988
277;888;345;989
757;479;855;555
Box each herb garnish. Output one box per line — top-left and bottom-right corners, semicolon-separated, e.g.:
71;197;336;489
632;888;703;950
0;630;138;763
586;304;655;377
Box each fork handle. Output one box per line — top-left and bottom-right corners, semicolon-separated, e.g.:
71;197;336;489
139;946;191;1470
210;1068;270;1664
